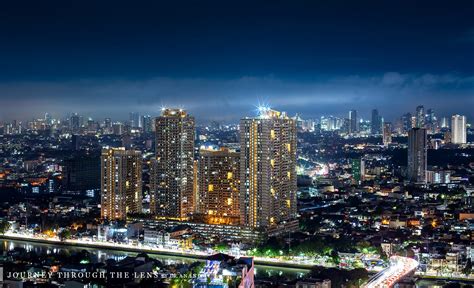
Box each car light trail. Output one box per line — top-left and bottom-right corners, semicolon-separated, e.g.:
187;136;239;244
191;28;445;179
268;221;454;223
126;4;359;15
364;256;418;288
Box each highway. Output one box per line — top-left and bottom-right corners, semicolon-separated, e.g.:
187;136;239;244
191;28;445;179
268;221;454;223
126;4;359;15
364;256;418;288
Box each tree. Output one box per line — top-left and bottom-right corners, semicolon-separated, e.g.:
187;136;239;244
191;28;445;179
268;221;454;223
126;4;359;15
58;229;71;241
463;259;472;275
0;220;11;234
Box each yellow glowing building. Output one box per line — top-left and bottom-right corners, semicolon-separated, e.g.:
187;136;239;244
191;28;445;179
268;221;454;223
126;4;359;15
101;147;142;219
151;108;195;219
239;107;297;228
197;147;240;224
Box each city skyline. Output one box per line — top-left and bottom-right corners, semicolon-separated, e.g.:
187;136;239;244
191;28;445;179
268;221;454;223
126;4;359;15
0;1;473;286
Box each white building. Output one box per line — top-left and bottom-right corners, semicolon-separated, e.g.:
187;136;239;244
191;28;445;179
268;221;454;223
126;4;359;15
451;115;467;144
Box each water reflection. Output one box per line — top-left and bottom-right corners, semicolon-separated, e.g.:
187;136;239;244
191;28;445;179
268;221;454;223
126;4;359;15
0;240;308;280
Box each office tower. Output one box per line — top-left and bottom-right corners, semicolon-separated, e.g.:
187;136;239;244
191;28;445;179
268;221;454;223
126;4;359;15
451;115;467;144
44;113;52;125
416;105;425;128
408;128;427;183
371;109;382;135
401;113;412;133
112;122;124;135
70;113;81;134
240;107;297;229
151;108;195;218
440;117;449;128
349;110;358;133
425;108;438;133
197;147;240;224
104;118;112;128
63;154;100;193
383;122;392;145
129;112;141;128
100;148;142;220
142;115;153;133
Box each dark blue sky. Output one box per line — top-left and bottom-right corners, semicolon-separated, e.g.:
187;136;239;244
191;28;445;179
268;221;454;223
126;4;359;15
0;0;473;122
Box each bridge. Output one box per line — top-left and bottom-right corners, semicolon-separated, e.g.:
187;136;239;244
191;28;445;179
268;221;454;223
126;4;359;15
364;256;419;288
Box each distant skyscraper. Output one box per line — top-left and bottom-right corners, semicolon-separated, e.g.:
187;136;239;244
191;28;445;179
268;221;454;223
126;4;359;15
101;148;142;219
383;122;392;145
240;107;297;228
142;115;153;133
408;128;427;183
197;147;240;224
415;105;425;128
401;113;412;133
70;113;81;133
371;109;382;135
451;115;467;144
425;108;437;131
349;110;358;134
440;117;449;128
151;108;195;219
129;112;141;128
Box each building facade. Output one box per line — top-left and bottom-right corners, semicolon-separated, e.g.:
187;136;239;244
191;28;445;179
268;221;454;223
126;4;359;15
451;114;467;144
240;108;297;229
416;105;425;128
371;109;382;135
383;122;392;146
407;128;427;183
151;108;195;219
101;148;142;219
197;147;240;224
349;109;358;134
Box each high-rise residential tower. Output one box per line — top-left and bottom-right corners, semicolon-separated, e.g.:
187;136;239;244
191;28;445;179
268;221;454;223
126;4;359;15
349;110;358;134
408;128;427;183
451;115;467;144
101;147;142;219
197;147;240;225
383;122;392;146
240;107;297;229
151;108;195;219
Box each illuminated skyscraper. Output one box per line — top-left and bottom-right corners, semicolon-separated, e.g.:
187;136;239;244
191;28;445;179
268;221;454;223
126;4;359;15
101;148;142;219
440;117;449;128
451;115;467;144
142;115;153;133
151;108;195;218
415;105;425;128
408;128;427;183
129;112;141;128
383;122;392;145
349;110;358;134
240;107;297;228
402;112;412;133
197;147;240;224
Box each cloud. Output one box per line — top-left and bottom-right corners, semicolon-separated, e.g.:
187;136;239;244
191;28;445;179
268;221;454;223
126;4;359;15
0;72;472;122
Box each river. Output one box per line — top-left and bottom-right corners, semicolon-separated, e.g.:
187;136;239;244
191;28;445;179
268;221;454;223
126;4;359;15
0;239;309;281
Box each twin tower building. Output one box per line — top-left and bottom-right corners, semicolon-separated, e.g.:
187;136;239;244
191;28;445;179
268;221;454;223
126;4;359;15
101;108;297;230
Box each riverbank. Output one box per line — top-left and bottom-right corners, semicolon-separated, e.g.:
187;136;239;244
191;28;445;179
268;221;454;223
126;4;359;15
0;234;313;271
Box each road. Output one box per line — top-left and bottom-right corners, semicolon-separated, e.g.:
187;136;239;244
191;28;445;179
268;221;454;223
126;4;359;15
364;256;418;288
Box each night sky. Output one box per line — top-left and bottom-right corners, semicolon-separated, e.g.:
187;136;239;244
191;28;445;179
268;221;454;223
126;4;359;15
0;0;473;122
